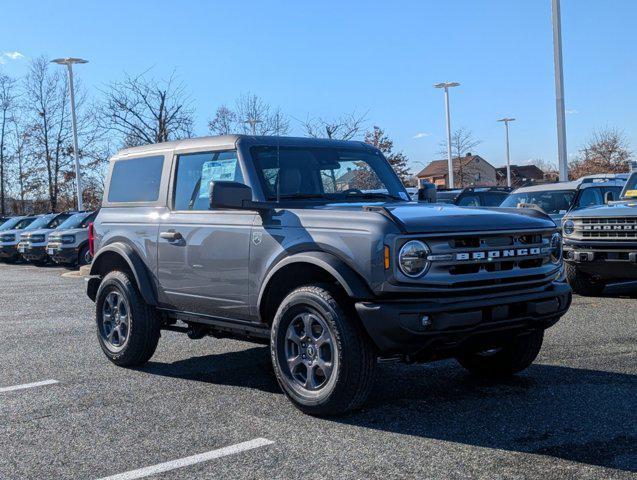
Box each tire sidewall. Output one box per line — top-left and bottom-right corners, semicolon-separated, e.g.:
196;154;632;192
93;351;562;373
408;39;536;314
95;272;137;363
271;289;343;408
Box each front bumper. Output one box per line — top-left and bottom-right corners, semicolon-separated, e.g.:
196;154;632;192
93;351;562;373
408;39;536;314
47;243;78;264
0;244;20;260
19;243;48;262
355;282;572;357
563;239;637;280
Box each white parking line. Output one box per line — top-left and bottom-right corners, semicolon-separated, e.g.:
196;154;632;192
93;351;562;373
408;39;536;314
0;379;59;393
96;437;274;480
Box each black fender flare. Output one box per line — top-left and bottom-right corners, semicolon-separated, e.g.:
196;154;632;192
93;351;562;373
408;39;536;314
257;251;374;310
87;242;157;305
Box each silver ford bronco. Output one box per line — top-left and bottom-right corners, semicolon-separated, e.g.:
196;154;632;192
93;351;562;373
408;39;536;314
86;135;571;416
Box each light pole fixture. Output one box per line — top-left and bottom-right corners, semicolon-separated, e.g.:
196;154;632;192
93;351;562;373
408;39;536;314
434;82;460;188
551;0;568;182
497;117;516;187
51;57;88;211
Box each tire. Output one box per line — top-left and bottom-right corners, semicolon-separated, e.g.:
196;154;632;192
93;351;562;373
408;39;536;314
456;330;544;377
565;263;605;296
95;270;160;367
78;244;92;266
270;285;377;416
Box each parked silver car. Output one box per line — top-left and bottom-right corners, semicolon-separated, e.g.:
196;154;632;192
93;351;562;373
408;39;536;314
17;212;73;264
47;211;97;267
500;174;628;225
0;215;39;262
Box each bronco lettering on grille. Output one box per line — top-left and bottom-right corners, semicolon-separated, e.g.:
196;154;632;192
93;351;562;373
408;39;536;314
455;247;542;261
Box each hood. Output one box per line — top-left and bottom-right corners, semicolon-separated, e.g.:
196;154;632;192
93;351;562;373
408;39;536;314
380;203;556;233
568;201;637;218
49;227;86;238
298;202;556;234
1;228;25;238
22;228;54;238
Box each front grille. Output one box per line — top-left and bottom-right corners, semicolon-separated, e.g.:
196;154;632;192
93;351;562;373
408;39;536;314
405;230;558;295
571;217;637;240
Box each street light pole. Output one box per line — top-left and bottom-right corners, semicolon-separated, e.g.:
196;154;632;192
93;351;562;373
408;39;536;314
434;82;460;188
551;0;568;181
497;117;516;187
51;57;88;211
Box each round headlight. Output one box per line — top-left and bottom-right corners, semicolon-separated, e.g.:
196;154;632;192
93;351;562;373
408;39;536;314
563;220;575;235
550;232;563;265
398;240;431;277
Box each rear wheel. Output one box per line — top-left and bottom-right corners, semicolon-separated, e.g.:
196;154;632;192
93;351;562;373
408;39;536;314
95;270;160;367
456;330;544;377
271;285;377;416
565;263;605;296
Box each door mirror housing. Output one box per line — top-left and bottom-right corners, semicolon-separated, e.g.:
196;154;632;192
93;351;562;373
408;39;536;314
604;191;615;204
209;181;253;209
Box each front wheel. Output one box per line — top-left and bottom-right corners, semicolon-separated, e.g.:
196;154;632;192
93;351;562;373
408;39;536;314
78;244;92;266
95;270;160;367
271;285;377;416
565;263;605;296
456;330;544;377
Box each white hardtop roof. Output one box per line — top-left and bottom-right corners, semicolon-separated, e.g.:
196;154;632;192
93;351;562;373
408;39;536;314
512;174;628;193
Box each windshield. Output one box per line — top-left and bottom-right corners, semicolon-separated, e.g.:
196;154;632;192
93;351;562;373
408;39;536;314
1;217;31;231
621;172;637;199
500;190;576;214
57;211;95;230
25;214;55;230
251;146;408;202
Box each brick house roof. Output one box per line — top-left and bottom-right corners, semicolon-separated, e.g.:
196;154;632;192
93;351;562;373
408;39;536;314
416;155;489;178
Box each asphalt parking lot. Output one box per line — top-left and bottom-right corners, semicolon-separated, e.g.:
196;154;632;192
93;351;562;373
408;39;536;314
0;263;635;480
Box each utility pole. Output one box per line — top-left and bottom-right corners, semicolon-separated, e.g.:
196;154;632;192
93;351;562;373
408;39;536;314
434;82;460;188
497;118;516;187
52;57;88;210
551;0;568;181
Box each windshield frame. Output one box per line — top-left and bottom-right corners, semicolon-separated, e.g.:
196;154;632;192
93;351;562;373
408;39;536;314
620;172;637;199
249;145;409;203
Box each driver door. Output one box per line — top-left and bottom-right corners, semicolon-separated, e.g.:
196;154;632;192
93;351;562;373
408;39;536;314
157;150;255;320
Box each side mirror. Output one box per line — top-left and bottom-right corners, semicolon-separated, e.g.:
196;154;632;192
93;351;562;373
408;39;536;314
209;181;253;209
417;182;437;203
604;191;615;204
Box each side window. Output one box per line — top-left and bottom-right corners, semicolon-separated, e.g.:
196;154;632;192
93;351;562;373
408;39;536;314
173;151;243;210
458;195;480;206
108;155;164;203
577;188;603;208
482;192;507;206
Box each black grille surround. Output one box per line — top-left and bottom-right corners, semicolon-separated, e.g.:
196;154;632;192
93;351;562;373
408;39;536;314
390;229;560;297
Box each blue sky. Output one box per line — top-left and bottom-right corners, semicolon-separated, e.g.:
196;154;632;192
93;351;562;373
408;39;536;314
1;0;635;173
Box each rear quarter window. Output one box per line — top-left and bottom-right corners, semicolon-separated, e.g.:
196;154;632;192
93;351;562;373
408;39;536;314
107;155;164;203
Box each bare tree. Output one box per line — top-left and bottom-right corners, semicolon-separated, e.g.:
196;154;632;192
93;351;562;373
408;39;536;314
0;73;19;214
364;126;411;183
208;93;289;136
302;111;367;140
208;104;237;135
101;70;194;147
437;127;482;187
569;128;631;179
8;119;39;214
24;56;74;211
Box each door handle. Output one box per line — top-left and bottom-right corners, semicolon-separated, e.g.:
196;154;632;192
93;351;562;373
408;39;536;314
160;231;183;242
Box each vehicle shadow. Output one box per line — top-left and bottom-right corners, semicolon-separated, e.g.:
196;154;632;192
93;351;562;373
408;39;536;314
602;281;637;298
142;346;636;472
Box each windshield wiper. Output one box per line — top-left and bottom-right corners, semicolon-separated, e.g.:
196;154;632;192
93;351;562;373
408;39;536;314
277;193;335;200
344;192;405;202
